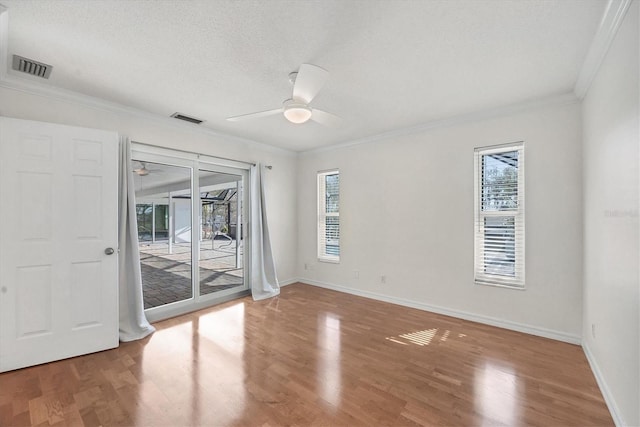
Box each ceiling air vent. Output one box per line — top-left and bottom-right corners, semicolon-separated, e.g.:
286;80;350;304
171;113;204;125
12;55;53;79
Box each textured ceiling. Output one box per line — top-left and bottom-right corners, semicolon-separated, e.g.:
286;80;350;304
2;0;605;151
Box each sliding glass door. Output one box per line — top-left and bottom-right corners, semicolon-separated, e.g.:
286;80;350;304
130;149;249;320
133;160;193;309
198;167;244;296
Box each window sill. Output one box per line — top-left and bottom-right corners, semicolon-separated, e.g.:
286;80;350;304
475;280;525;290
318;257;340;264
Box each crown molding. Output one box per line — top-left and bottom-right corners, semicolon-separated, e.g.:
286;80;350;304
0;75;296;157
574;0;633;100
302;92;579;155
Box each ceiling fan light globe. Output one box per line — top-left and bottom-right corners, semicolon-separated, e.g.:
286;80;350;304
284;106;312;124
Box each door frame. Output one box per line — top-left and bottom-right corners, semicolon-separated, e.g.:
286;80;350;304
131;143;251;322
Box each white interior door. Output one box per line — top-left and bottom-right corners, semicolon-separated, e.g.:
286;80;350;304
0;117;119;372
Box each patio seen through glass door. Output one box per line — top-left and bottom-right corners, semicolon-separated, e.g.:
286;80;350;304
131;156;247;313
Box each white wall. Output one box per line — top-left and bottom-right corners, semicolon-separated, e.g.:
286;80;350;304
173;199;191;243
0;85;299;284
298;101;584;340
581;1;639;425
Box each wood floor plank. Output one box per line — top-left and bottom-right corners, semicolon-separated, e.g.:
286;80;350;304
0;283;613;426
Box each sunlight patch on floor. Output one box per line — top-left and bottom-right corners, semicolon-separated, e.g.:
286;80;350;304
386;328;463;347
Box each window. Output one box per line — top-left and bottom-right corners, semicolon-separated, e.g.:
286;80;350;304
474;143;525;288
318;170;340;262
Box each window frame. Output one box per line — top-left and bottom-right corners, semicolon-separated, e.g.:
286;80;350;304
473;142;525;289
317;169;340;263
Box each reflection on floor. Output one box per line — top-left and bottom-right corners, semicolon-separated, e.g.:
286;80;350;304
139;240;244;309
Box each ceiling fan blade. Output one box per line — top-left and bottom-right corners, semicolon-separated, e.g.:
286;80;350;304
226;108;282;122
292;64;329;104
311;109;342;127
133;161;148;176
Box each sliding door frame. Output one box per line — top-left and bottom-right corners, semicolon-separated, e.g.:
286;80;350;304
131;143;252;322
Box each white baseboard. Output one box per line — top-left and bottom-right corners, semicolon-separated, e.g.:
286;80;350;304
278;278;298;287
582;342;625;427
297;278;582;345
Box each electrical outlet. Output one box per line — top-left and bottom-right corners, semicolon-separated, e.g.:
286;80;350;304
353;270;359;279
304;263;308;270
591;323;596;339
381;275;386;284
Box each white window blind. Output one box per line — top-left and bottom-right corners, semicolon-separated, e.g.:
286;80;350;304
474;143;525;288
318;170;340;263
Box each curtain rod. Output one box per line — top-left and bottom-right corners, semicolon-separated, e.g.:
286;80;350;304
131;140;272;169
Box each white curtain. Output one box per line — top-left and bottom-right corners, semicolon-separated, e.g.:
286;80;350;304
250;164;280;300
118;136;155;341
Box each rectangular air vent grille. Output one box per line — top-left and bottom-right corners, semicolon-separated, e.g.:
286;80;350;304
12;55;53;79
171;113;204;124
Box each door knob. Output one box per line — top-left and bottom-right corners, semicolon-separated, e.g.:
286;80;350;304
104;247;115;255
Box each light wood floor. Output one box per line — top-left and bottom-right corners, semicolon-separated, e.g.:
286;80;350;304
0;283;612;426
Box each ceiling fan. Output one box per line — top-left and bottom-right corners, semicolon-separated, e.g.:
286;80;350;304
226;64;341;127
133;162;163;176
